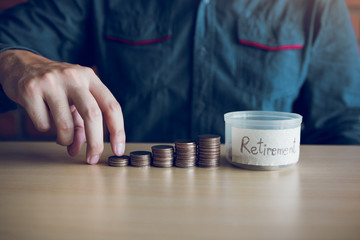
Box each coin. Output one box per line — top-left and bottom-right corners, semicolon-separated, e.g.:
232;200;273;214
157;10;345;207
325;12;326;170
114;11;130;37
174;139;197;168
175;161;196;168
152;152;174;158
198;134;221;142
152;161;173;168
108;155;130;167
130;151;151;167
197;134;221;168
152;145;174;168
151;145;174;152
176;155;197;160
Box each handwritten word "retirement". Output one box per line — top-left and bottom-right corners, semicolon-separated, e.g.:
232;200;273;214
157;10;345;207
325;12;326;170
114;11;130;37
240;136;296;156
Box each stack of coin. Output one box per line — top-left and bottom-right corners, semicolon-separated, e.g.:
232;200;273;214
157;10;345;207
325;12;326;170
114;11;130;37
197;134;221;167
108;155;130;167
130;151;151;167
151;145;174;168
174;139;197;168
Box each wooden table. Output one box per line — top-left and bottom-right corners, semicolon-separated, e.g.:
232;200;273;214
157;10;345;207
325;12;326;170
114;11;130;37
0;142;359;240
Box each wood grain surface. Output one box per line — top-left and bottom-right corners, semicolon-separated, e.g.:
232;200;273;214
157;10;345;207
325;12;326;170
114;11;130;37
0;142;359;240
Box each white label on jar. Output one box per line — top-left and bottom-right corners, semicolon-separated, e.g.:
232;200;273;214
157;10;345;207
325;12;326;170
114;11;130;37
231;127;301;166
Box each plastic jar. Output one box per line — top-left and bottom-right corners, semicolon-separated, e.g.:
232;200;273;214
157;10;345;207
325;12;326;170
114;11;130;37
224;111;303;170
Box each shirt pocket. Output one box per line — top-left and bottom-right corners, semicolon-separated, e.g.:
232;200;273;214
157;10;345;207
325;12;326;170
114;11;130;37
105;1;172;47
104;0;172;93
235;17;305;98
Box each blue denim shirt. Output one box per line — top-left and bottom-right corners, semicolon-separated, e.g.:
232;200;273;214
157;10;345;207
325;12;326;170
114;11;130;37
0;0;359;144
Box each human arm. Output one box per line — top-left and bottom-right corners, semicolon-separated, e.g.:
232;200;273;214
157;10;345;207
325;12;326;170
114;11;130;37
0;49;126;164
295;0;360;144
0;1;126;163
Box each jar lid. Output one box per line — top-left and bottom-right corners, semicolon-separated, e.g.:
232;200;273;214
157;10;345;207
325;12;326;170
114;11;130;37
224;111;302;129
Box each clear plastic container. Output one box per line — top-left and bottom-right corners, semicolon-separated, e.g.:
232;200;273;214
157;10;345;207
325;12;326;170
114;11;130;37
224;111;303;170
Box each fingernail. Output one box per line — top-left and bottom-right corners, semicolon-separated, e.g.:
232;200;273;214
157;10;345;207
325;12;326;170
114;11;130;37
115;143;125;156
87;155;100;165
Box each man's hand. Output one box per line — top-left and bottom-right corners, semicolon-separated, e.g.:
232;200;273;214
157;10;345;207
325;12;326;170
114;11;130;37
0;50;126;164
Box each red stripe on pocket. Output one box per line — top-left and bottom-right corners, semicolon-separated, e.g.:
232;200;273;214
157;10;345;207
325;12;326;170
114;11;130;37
238;39;303;51
106;35;171;45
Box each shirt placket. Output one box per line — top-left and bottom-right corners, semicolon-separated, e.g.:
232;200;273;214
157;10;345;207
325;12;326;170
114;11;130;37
191;0;214;137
